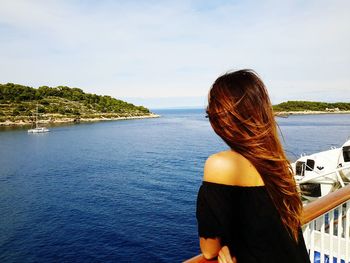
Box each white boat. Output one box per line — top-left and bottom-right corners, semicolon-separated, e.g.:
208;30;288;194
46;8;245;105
292;138;350;201
28;104;50;133
28;127;50;133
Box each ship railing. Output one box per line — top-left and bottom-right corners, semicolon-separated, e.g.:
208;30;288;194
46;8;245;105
303;184;350;263
183;184;350;263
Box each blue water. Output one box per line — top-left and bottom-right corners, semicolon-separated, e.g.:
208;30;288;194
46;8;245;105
0;109;349;262
313;251;347;263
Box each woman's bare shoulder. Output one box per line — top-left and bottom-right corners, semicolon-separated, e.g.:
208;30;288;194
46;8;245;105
203;150;265;187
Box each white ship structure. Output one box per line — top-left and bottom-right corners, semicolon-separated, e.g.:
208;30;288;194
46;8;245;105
292;138;350;201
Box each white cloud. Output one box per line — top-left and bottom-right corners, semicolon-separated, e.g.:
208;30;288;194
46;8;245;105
0;0;349;108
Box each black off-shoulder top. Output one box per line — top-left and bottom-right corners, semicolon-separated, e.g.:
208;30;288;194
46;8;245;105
196;181;311;263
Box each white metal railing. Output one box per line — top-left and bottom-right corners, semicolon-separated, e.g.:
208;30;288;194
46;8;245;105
303;201;350;263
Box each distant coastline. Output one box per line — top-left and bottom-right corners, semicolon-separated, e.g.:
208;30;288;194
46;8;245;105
1;84;350;125
275;110;350;117
0;113;160;126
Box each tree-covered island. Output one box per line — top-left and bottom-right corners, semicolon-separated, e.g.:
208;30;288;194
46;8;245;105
273;101;350;116
0;83;159;126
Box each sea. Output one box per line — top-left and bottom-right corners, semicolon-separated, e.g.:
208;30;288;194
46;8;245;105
0;109;349;263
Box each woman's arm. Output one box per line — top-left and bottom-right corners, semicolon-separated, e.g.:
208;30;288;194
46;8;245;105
199;239;237;263
198;152;248;260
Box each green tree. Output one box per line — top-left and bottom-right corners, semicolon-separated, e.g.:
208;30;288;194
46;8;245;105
12;109;20;116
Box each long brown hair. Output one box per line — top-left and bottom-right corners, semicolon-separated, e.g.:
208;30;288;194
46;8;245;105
206;69;302;242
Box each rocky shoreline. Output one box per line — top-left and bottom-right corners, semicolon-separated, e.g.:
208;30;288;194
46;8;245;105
0;113;160;126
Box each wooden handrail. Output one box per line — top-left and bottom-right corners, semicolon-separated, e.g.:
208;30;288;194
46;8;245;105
183;184;350;263
301;184;350;224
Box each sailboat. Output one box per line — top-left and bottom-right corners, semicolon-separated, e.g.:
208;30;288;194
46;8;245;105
27;104;50;133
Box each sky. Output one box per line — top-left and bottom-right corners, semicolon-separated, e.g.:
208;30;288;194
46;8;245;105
0;0;349;109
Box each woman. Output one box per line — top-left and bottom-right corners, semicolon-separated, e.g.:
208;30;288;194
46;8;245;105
196;69;310;263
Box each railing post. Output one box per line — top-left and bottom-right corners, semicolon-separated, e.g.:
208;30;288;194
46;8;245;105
320;215;325;263
345;201;350;261
310;221;315;263
337;205;343;261
329;209;334;262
